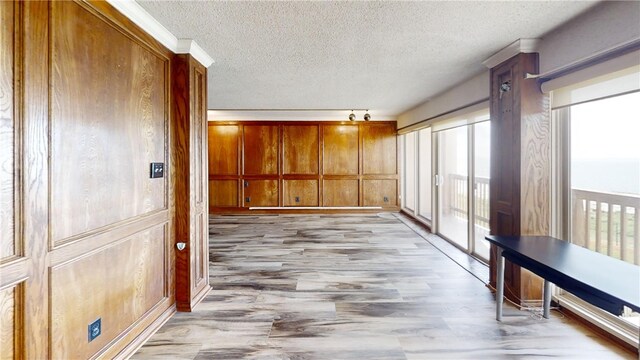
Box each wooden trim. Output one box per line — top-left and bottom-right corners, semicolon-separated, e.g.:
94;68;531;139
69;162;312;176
209;120;397;126
0;258;29;290
556;304;639;356
81;1;171;60
322;175;359;180
358;123;364;206
110;303;176;360
210;208;399;215
23;2;50;357
176;285;210;312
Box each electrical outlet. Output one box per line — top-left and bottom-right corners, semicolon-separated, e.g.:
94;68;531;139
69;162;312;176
383;196;389;203
295;196;300;203
245;197;251;203
150;162;164;178
88;318;101;342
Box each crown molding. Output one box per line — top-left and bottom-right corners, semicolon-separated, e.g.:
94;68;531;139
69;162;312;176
176;40;215;67
207;110;396;122
482;38;541;69
105;0;214;67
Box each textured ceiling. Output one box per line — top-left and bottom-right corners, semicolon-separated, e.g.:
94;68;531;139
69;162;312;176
138;1;598;118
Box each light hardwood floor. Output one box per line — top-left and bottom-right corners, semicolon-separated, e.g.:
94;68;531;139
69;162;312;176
134;213;635;359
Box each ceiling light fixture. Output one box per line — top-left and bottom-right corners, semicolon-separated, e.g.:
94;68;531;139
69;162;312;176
363;110;371;121
349;111;356;121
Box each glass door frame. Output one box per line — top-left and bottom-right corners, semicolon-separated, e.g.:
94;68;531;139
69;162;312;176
432;120;490;263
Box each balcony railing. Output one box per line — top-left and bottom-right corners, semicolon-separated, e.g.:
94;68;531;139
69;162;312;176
446;177;640;267
448;174;490;230
572;188;640;266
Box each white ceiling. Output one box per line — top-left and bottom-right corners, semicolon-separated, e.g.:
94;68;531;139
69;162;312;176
137;0;598;119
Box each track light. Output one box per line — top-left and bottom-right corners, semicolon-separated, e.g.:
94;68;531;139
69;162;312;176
349;111;356;121
364;110;371;121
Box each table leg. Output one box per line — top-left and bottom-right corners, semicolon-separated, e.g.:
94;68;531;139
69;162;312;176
543;279;551;319
496;247;504;321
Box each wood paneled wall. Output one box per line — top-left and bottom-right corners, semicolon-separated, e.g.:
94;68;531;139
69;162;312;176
0;1;209;358
172;54;210;312
208;121;398;212
489;52;550;305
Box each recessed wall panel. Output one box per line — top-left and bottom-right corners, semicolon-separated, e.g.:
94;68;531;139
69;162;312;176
0;1;16;260
50;1;167;243
243;179;278;207
208;125;239;175
244;125;278;175
323;180;358;207
363;124;397;175
284;180;318;206
0;285;17;359
50;225;166;360
209;180;238;207
363;179;397;206
323;125;358;175
283;125;319;175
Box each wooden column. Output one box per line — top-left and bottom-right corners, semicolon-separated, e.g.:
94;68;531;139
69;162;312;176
489;52;551;306
173;54;211;311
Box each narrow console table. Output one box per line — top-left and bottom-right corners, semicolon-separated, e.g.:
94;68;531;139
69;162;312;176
485;235;640;321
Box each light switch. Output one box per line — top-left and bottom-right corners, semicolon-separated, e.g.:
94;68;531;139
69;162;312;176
150;162;164;178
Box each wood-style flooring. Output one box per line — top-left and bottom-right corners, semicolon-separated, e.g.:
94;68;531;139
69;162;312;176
133;213;634;359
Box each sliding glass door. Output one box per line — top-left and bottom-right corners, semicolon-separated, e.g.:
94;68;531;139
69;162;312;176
400;111;490;262
433;118;490;260
472;121;491;261
437;126;469;249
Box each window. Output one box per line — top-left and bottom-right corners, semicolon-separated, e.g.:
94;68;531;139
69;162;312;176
404;132;416;212
401;129;431;223
418;128;432;220
551;63;640;344
399;105;490;262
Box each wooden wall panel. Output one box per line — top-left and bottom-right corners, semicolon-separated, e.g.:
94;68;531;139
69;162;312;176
284;180;319;206
0;0;16;261
208;125;239;175
283;125;319;175
0;286;17;359
173;55;210;312
323;125;358;175
244;179;278;207
244;125;278;175
208;121;398;212
489;53;548;305
362;123;397;175
363;179;397;207
323;179;358;207
50;225;166;360
7;1;184;358
209;180;238;207
50;1;167;244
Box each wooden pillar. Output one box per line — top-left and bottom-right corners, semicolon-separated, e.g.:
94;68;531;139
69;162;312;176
172;53;211;311
488;47;551;306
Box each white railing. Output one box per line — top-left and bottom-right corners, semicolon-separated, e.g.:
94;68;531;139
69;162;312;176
448;174;490;230
572;188;640;266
